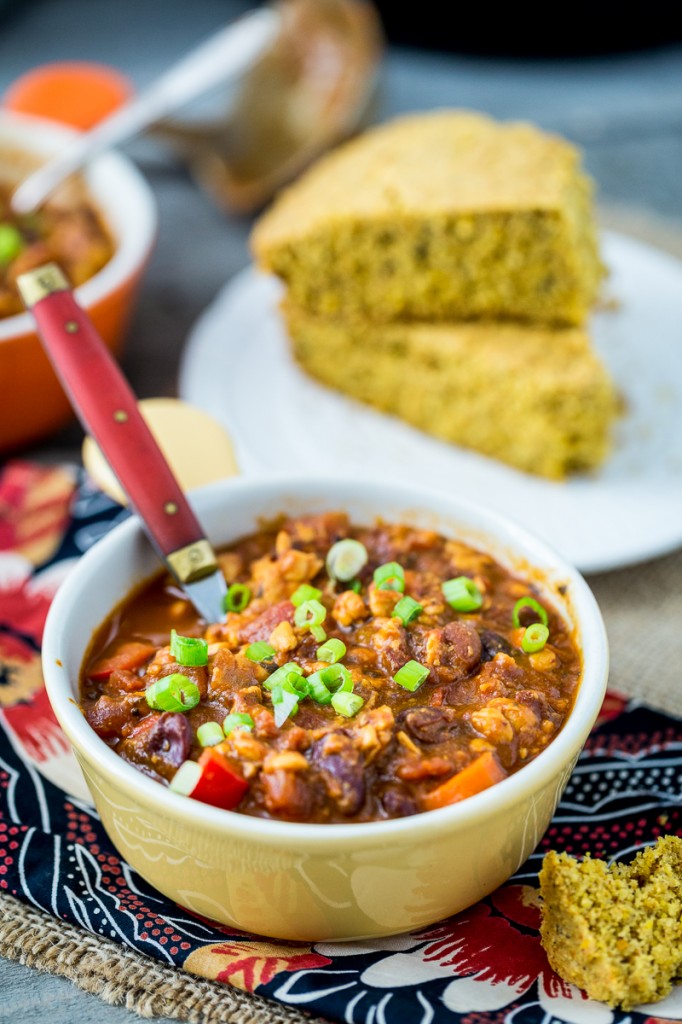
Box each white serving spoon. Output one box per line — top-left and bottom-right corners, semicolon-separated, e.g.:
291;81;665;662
11;5;280;214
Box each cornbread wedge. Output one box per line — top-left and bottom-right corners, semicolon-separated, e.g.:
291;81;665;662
540;837;682;1010
283;302;618;479
253;111;603;326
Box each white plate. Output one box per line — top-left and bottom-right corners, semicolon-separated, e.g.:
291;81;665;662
179;231;682;574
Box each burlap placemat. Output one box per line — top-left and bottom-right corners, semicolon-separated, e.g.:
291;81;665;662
0;894;326;1023
1;205;681;1023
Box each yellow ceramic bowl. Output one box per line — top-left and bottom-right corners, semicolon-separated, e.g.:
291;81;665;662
0;111;156;452
42;477;608;942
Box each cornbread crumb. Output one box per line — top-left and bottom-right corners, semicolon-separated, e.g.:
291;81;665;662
252;110;604;326
284;303;618;479
539;837;682;1009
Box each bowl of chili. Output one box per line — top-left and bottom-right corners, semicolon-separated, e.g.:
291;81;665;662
0;111;156;452
42;476;608;941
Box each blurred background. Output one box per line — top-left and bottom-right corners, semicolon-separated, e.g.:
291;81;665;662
1;0;682;460
2;2;682;1020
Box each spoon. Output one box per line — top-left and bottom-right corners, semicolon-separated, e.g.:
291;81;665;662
10;5;281;214
16;262;228;624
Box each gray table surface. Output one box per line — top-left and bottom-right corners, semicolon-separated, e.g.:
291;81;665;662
2;1;682;1020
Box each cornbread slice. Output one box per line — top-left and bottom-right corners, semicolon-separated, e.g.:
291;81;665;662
283;302;618;479
252;111;603;326
540;837;682;1010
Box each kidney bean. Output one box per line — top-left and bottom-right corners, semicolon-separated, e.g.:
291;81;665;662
479;630;513;662
397;706;455;744
119;712;191;781
311;732;365;816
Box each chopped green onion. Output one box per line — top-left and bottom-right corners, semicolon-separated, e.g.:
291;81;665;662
442;576;483;612
263;664;308;697
146;673;201;712
263;662;300;690
320;663;353;693
223;583;252;613
0;224;24;265
331;691;364;717
197;721;224;746
512;596;549;629
349;579;362;594
306;671;333;704
285;673;309;697
374;562;406;593
374;562;405;586
310;625;326;642
223;712;255;735
521;623;550;653
271;684;299;727
392;595;423;625
326;539;368;581
170;629;208;667
393;660;429;692
317;637;346;663
245;641;276;662
291;583;322;607
294;598;327;629
377;576;405;593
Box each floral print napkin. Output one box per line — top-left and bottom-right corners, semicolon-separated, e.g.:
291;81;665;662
1;460;680;1024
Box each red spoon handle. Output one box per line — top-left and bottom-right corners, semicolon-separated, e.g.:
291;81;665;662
18;267;205;558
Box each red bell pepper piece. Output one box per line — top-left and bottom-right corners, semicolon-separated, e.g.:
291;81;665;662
170;749;248;811
89;641;156;681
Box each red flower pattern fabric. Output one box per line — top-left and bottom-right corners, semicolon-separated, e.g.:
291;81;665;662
1;462;681;1024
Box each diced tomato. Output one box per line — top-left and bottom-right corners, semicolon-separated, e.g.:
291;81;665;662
88;641;156;681
421;751;507;811
239;601;294;643
172;749;248;811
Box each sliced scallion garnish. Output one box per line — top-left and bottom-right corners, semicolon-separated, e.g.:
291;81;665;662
442;576;483;612
223;583;252;613
374;561;405;593
263;662;300;690
316;637;346;663
245;641;276;662
223;712;255;735
512;596;549;629
305;671;333;704
392;595;423;625
0;224;24;266
146;673;201;712
170;629;208;667
294;598;327;630
291;583;322;607
521;623;550;653
271;684;299;727
393;660;428;692
197;721;224;747
374;561;404;586
319;662;353;693
326;539;368;581
331;691;364;717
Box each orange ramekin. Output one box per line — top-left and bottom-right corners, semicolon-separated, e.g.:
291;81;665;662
0;112;157;452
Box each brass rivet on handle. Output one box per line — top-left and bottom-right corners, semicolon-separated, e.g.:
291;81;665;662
64;320;79;334
113;410;128;423
164;501;179;516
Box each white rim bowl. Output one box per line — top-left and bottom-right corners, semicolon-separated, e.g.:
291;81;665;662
42;476;609;849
